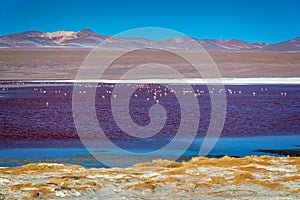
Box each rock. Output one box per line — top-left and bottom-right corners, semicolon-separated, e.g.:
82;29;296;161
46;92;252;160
54;186;81;197
0;178;10;186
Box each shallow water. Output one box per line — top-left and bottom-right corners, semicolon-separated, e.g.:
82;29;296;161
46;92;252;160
0;83;299;167
0;135;299;167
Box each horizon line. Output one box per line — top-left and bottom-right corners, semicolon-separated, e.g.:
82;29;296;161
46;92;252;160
1;29;299;44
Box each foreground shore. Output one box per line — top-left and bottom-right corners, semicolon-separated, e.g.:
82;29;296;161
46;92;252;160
0;156;299;199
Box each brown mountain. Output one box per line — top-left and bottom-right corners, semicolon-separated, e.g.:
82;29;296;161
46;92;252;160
0;29;299;51
260;37;300;51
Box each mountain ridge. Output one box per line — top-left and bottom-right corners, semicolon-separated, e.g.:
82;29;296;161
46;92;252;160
0;29;299;51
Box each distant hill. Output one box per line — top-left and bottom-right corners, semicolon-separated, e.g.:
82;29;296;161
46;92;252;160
0;29;299;51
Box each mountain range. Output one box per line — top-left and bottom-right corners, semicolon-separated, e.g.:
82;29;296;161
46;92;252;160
0;29;299;51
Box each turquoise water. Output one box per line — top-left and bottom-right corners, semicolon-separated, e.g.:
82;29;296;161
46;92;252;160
0;135;299;168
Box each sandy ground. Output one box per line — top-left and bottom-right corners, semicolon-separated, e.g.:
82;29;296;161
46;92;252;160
0;156;299;199
0;49;299;80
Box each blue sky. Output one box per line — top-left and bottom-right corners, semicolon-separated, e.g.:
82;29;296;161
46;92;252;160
0;0;299;43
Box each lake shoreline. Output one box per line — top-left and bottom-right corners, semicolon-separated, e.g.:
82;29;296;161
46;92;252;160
1;77;300;86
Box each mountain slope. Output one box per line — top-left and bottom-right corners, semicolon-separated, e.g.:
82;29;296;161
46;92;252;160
0;31;54;47
261;37;300;51
0;29;299;51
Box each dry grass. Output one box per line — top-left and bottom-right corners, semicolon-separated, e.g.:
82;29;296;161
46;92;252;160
280;175;300;182
290;157;300;168
1;156;300;199
232;171;284;190
233;171;257;184
295;188;300;193
202;189;258;196
207;176;228;185
152;159;183;168
85;181;100;187
191;181;211;189
7;182;52;195
162;167;187;175
0;163;84;175
124;182;156;191
182;156;249;168
237;166;269;173
172;188;194;193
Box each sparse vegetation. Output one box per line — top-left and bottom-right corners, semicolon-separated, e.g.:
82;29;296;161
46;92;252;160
0;156;299;199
